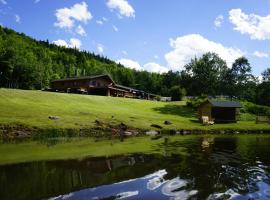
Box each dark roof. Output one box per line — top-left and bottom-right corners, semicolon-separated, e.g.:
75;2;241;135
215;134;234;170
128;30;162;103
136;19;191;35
208;100;242;108
114;84;140;92
51;74;115;84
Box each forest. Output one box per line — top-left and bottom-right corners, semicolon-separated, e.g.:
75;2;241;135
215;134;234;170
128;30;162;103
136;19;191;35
0;26;269;106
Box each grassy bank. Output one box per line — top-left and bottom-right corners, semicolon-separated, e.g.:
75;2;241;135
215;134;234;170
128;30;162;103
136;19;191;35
0;88;269;134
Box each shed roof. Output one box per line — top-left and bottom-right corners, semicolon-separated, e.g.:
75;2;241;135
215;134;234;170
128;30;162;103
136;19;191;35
208;100;242;108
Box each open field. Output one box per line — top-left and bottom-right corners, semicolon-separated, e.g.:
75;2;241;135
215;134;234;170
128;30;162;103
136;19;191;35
0;88;269;131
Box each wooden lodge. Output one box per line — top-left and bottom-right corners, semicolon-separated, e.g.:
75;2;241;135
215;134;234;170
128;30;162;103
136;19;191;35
50;74;157;99
198;100;242;123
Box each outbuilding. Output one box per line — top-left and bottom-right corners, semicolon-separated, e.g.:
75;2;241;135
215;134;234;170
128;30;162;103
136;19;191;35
198;100;242;123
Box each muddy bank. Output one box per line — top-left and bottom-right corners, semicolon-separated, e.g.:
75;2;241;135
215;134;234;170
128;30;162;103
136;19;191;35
1;123;270;140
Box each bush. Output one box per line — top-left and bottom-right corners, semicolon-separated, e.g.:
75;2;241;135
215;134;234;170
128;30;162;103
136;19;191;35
169;86;186;101
242;101;270;116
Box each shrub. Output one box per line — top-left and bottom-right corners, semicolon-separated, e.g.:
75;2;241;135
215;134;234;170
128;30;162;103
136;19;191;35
242;101;270;116
169;86;186;101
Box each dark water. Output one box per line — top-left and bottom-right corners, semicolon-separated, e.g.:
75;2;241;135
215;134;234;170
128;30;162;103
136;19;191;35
1;136;270;200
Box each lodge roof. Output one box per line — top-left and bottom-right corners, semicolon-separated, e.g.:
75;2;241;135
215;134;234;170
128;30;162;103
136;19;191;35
207;100;242;108
51;74;115;84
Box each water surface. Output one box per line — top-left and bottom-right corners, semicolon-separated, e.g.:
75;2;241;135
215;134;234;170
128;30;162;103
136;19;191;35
1;135;270;200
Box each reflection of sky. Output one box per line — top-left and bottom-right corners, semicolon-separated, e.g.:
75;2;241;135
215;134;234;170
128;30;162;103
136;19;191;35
209;182;270;200
49;169;197;200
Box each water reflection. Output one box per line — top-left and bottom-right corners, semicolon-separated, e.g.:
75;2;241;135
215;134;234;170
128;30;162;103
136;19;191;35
1;135;270;200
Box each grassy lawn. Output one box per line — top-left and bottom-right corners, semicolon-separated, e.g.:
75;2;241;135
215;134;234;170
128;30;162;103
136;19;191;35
0;88;269;131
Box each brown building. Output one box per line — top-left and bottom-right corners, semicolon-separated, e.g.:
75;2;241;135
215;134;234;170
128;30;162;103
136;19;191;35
198;100;242;123
50;74;156;99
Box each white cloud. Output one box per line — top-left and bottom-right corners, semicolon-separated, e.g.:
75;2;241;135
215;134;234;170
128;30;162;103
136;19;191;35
112;25;118;32
70;38;82;49
106;0;135;18
54;1;92;29
53;38;82;49
75;25;86;36
229;9;270;40
117;58;142;70
15;15;21;24
102;17;108;22
96;20;103;25
214;15;224;28
253;50;269;58
122;50;128;55
165;34;244;70
53;39;69;47
116;59;168;73
96;17;109;25
0;0;7;5
154;55;159;59
143;62;168;73
34;0;40;3
97;44;104;54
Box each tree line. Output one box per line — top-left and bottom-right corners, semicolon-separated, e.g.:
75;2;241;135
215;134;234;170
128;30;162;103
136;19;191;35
0;26;269;106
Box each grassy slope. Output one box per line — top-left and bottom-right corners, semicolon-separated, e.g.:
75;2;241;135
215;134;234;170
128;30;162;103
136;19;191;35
0;88;269;130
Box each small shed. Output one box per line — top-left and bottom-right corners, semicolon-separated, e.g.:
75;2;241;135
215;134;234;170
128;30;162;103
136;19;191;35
198;100;242;123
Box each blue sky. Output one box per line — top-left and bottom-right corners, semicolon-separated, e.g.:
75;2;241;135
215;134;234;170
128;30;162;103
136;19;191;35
1;0;270;76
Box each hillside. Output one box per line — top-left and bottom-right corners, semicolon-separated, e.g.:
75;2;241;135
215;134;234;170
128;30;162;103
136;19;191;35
0;89;269;135
0;26;165;95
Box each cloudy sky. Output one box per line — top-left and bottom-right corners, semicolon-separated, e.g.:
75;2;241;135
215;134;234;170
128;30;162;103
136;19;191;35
1;0;270;75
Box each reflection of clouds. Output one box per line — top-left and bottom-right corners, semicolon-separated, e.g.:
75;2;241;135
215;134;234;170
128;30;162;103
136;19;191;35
208;189;239;200
143;169;167;179
50;169;199;200
161;177;198;200
48;193;74;200
116;191;139;199
146;169;168;190
147;176;166;190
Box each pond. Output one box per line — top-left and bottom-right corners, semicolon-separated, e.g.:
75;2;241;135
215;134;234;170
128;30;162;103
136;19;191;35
1;135;270;200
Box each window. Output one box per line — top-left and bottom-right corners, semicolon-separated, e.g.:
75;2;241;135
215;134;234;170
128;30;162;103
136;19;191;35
90;80;96;86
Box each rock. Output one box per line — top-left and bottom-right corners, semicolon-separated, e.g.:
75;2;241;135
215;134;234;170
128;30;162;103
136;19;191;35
13;130;30;138
146;130;159;136
183;130;190;135
124;131;133;136
220;130;225;134
151;124;163;129
48;116;60;120
164;120;172;125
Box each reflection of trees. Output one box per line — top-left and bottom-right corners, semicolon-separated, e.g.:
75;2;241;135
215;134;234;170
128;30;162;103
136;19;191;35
236;136;270;165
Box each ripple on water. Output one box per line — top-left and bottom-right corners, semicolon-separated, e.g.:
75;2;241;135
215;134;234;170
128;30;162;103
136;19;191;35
209;160;270;200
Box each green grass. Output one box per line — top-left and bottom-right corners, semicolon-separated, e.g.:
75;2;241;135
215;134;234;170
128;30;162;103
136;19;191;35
0;88;269;131
0;136;187;165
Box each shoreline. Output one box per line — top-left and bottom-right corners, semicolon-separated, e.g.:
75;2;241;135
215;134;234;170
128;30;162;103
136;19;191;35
1;123;270;140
